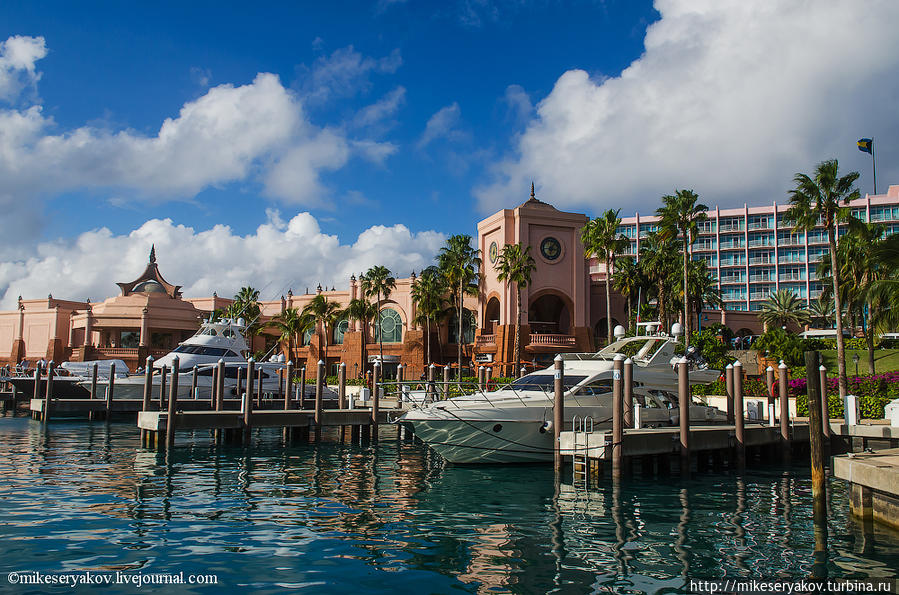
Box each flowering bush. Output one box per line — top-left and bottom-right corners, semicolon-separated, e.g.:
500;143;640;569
791;371;899;419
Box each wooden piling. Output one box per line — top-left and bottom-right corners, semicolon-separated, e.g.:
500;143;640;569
44;361;55;422
90;363;98;400
478;366;485;391
442;365;450;399
553;355;564;472
734;360;745;469
805;351;827;549
140;356;154;441
427;363;436;402
778;361;790;464
236;366;243;401
371;361;380;441
215;359;225;411
256;367;263;407
725;364;734;424
612;355;624;480
623;358;634;428
105;362;115;416
315;360;325;429
819;365;831;439
243;358;255;436
31;364;42;420
158;365;167;409
166;357;179;447
766;365;776;425
300;367;306;409
678;357;690;477
190;366;198;400
337;362;346;409
285;361;295;410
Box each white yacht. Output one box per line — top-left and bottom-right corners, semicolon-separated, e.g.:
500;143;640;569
399;326;725;464
80;317;299;400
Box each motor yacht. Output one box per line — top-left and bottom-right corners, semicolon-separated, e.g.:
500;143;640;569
2;359;129;399
399;326;725;464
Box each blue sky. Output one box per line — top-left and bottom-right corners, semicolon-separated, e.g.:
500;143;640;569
1;1;898;306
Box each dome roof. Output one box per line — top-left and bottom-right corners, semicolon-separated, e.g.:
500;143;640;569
132;280;166;294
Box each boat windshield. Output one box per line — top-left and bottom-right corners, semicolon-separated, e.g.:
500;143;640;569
509;374;587;392
173;345;240;357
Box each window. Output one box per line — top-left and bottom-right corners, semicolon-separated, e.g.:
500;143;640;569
376;308;403;344
511;374;588;392
749;250;774;265
333;317;348;345
719;234;745;249
778;248;805;264
748;214;773;230
448;308;475;344
719;217;744;232
120;331;140;348
616;225;637;238
576;379;614;395
779;266;804;282
777;230;804;245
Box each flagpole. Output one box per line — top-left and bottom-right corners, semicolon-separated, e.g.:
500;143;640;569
872;137;877;195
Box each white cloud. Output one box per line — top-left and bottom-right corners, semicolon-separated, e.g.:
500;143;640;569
353;86;406;129
476;0;899;214
418;102;464;149
502;84;532;125
0;35;46;101
0;211;446;309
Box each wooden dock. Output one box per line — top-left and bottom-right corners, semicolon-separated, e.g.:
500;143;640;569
834;447;899;531
137;408;398;432
28;397;342;418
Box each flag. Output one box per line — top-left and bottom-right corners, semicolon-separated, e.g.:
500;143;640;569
857;138;873;154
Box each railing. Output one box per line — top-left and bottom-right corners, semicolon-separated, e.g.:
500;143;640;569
476;334;496;346
93;347;140;357
529;334;577;347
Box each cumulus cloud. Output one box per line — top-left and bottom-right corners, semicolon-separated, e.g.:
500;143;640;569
502;84;532;125
0;211;446;309
0;35;46;101
352;86;406;130
476;0;899;214
0;37;401;256
418;102;464;149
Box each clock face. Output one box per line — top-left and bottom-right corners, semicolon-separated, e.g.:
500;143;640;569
540;237;562;261
489;241;498;264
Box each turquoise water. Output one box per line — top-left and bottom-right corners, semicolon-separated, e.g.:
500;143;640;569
0;415;897;593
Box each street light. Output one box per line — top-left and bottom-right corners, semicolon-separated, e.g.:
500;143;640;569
852;352;860;378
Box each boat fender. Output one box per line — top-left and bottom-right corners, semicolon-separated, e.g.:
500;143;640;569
540;420;552;433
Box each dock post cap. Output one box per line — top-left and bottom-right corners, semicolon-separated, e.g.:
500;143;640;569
338;361;344;367
146;355;154;363
766;366;773;371
725;363;733;369
819;364;827;371
613;354;625;361
288;360;294;365
733;360;742;368
624;357;633;365
218;358;225;363
429;363;436;369
248;357;255;363
778;361;788;369
318;360;325;365
677;356;689;364
172;355;179;363
553;354;563;362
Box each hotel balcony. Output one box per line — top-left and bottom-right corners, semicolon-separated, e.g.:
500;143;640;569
528;334;577;348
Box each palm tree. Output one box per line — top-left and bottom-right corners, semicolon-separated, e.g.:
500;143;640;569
868;233;899;335
808;296;835;329
410;267;446;366
656;190;708;346
687;259;723;330
612;256;641;334
494;243;537;375
638;233;680;332
301;294;343;361
581;209;629;344
345;298;378;374
438;234;481;377
361;266;397;365
785;159;860;398
263;307;312;364
758;289;810;328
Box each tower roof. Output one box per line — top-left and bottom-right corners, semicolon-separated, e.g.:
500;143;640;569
116;245;182;298
517;181;557;210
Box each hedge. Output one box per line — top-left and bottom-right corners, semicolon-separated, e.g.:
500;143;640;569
789;371;899;419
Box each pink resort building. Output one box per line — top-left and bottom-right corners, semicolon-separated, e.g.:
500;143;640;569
3;184;899;377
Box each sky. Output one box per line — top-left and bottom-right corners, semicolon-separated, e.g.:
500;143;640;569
1;0;898;308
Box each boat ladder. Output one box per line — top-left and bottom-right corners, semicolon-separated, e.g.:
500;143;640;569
571;415;594;488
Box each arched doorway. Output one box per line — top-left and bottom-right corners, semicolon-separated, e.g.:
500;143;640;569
528;294;571;334
594;317;621;341
484;297;500;333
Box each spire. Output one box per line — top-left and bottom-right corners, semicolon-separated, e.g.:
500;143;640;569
530;181;535;200
149;244;156;264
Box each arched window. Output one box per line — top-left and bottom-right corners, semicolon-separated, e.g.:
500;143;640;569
448;308;476;344
376;309;403;344
302;328;313;346
333;318;349;345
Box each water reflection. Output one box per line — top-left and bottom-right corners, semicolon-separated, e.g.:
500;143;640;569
0;417;897;594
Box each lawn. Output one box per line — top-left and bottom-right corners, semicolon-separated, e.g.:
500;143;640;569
819;349;899;375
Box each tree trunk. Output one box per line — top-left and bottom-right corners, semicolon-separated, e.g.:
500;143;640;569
425;317;431;366
627;294;633;336
457;279;463;379
605;252;613;345
683;234;690;346
865;300;876;375
514;286;521;377
377;291;384;365
829;227;848;398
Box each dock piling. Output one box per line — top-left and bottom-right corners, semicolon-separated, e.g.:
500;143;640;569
337;362;346;409
190;366;198;400
612;355;624;480
442;365;450;399
819;364;831;439
678;357;690;477
166;357;179;447
31;363;42;420
105;362;115;417
371;361;380;441
725;363;735;424
315;360;324;429
158;365;167;410
766;365;776;426
778;361;790;464
300;367;306;409
243;358;255;438
623;358;634;428
734;360;745;470
44;361;54;422
805;350;828;559
427;364;436;402
90;363;98;400
140;356;154;442
256;367;263;407
216;359;225;411
285;361;294;410
553;355;564;473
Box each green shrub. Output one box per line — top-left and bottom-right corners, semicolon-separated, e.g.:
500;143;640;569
791;371;899;419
